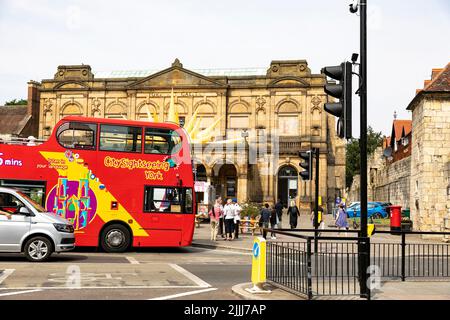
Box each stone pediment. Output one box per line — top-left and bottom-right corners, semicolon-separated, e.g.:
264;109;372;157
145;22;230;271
268;76;310;88
128;60;226;89
54;81;90;90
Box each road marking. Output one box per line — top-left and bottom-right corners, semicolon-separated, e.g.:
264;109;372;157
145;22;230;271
0;285;209;290
0;289;42;297
149;288;218;300
0;269;15;285
169;264;211;288
126;256;140;264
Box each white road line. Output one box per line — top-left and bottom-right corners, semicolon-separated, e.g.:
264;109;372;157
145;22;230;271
126;256;140;264
149;288;218;300
169;263;211;288
0;285;207;290
0;289;42;297
0;269;15;285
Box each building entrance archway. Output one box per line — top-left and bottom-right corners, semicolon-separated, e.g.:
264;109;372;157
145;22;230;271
277;165;298;207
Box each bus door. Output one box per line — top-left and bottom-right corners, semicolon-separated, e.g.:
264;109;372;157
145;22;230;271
143;186;193;246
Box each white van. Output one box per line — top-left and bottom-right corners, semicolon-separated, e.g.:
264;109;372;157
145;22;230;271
0;187;75;262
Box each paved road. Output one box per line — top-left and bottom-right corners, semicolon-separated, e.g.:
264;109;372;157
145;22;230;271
0;247;252;300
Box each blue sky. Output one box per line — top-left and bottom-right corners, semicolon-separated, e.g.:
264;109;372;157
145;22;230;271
0;0;449;136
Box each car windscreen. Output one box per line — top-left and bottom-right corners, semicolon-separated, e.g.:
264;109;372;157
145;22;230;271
18;191;46;213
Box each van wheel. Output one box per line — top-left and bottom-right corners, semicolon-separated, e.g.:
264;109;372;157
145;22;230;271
100;224;131;253
24;237;53;262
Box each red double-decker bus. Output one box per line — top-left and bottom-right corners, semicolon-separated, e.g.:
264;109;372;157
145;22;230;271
0;116;195;252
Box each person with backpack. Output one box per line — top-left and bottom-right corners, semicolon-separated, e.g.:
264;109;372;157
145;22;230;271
288;200;300;229
208;198;223;241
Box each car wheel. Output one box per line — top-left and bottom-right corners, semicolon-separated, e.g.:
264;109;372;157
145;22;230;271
100;224;131;253
24;236;53;262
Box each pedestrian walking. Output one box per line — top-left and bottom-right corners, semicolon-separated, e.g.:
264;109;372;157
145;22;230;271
223;199;236;241
310;205;325;229
216;197;225;238
288;200;300;229
208;198;223;241
259;203;271;239
233;200;242;239
335;203;349;231
270;204;278;239
275;199;284;225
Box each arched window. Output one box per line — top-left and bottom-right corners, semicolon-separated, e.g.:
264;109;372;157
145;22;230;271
105;103;127;119
277;101;299;136
61;103;83;117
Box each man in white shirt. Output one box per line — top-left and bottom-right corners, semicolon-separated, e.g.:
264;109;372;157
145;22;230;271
223;199;235;241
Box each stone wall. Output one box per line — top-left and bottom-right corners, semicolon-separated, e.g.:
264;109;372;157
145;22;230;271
348;146;411;210
372;155;411;208
410;95;450;232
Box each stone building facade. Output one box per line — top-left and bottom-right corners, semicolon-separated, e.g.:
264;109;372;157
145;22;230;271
351;63;450;233
28;59;346;211
408;63;450;232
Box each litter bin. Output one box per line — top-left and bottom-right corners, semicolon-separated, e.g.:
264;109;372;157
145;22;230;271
402;208;410;219
390;205;402;234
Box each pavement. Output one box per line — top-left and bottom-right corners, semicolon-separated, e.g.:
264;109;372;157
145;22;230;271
191;212;450;300
0;247;252;300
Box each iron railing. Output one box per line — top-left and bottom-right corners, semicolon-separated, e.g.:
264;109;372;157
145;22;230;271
265;228;450;300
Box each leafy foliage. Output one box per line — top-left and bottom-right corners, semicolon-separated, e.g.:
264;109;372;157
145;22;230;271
240;203;261;219
346;126;384;188
4;99;27;105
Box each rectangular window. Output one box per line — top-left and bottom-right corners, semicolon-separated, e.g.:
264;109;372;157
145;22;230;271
144;128;181;154
57;122;97;150
100;125;142;153
143;186;193;214
278;115;299;136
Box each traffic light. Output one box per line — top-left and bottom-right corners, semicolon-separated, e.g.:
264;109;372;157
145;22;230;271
299;151;312;181
322;61;352;139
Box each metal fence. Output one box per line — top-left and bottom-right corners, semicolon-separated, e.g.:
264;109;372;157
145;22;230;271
265;229;450;300
372;231;450;280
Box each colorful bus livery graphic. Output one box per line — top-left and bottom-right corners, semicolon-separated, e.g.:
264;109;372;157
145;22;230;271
0;116;195;252
46;177;98;230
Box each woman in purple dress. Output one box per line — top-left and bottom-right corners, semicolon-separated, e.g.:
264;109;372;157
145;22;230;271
335;203;349;230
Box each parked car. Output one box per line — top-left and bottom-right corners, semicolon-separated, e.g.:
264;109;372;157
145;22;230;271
0;187;75;262
347;202;360;209
375;202;392;216
346;202;388;219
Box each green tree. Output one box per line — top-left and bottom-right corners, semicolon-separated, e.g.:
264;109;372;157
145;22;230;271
346;126;384;188
4;99;27;105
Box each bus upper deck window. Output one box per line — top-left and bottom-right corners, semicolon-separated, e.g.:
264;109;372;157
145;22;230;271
144;128;182;155
100;125;142;153
56;122;97;150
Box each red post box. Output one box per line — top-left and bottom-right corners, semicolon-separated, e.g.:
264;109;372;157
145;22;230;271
389;205;402;233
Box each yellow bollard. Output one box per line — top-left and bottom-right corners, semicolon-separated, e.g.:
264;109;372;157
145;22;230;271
246;237;271;294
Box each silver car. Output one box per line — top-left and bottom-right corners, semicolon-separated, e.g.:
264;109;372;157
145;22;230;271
0;187;75;262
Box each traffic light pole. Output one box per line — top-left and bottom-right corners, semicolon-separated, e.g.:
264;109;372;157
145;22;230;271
359;0;370;299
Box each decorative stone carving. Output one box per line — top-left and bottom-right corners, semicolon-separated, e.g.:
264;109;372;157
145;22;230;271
172;58;183;68
256;96;266;108
43;99;53;113
311;95;322;107
91;98;102;116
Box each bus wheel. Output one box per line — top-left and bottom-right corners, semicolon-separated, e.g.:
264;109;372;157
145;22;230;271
100;224;131;253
